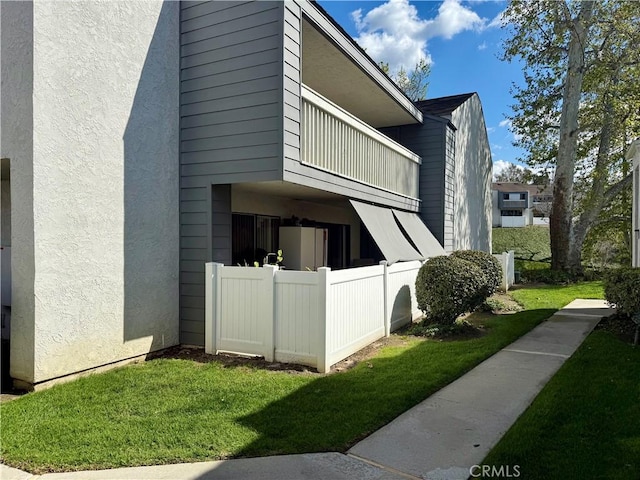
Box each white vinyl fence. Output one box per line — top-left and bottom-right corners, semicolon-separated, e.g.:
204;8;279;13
205;261;423;373
493;250;515;291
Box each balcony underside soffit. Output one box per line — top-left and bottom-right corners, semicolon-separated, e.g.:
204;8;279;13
301;19;419;129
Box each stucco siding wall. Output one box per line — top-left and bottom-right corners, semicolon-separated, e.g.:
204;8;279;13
450;95;492;252
491;190;501;227
11;1;181;385
1;1;36;382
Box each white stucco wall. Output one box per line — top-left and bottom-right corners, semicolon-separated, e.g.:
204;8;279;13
451;95;493;252
4;1;180;386
1;1;36;382
491;190;500;227
501;216;527;228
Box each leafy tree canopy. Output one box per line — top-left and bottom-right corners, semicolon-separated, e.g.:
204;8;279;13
502;0;640;272
379;59;430;102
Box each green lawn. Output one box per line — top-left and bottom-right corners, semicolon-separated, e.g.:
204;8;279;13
0;283;603;474
482;330;640;479
508;281;604;310
492;226;551;262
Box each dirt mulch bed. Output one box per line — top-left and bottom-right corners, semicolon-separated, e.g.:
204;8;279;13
147;335;411;375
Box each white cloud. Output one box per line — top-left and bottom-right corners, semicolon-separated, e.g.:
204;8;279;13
492;160;522;179
487;9;508;29
499;118;523;143
429;0;486;39
486;126;496;133
478;42;488;51
352;0;488;73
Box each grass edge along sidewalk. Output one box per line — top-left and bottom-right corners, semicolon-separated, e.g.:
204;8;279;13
0;282;604;474
481;327;640;480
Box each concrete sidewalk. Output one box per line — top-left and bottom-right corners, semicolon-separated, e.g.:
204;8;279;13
1;300;612;480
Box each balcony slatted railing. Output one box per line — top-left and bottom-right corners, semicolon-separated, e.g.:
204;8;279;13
301;85;420;199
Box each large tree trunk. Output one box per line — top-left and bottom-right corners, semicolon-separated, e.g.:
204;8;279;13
550;1;594;272
566;91;615;273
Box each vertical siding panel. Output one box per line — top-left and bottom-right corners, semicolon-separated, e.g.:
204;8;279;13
300;92;420;199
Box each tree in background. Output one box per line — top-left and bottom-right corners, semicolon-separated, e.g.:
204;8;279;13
379;59;430;101
502;0;640;274
494;163;551;185
494;163;534;183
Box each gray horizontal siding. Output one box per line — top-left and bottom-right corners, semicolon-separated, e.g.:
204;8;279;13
283;160;420;212
179;1;287;346
283;2;301;164
181;117;279;141
380;119;448;247
181;104;279;129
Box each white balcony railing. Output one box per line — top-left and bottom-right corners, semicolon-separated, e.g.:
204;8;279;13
301;85;420;199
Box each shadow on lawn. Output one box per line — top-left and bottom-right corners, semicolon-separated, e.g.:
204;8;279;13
224;308;557;460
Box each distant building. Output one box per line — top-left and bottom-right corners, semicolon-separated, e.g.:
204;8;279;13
492;183;552;227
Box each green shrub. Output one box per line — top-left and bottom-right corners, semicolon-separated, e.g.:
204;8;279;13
450;250;502;296
415;256;486;324
406;319;477;338
521;267;573;285
604;267;640;317
481;297;522;313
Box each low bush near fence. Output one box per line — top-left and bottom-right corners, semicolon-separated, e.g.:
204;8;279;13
604;267;640;317
416;251;504;325
416;256;483;324
451;250;502;296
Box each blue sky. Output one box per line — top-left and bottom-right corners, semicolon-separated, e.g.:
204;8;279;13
317;0;527;177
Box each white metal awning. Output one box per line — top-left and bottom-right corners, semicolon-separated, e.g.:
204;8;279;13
392;210;446;258
350;200;422;264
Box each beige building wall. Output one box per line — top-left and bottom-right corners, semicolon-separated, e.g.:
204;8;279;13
451;95;493;252
1;1;180;388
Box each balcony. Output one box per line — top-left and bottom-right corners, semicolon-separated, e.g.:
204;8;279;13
301;85;421;200
500;199;527;209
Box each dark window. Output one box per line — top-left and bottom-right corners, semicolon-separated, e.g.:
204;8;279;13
232;213;280;266
503;193;509;199
501;210;523;217
520;193;526;200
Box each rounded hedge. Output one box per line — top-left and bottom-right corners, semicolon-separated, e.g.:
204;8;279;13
450;250;503;296
415;255;486;325
604;267;640;317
